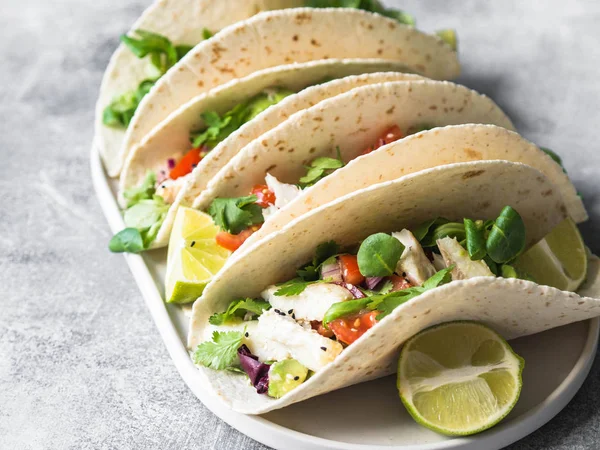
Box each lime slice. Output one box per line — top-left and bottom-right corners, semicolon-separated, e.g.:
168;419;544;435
165;207;230;304
398;321;524;436
514;218;587;291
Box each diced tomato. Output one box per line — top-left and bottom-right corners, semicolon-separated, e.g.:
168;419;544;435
250;184;276;208
311;321;334;338
389;275;412;291
339;254;365;286
215;227;256;252
169;148;202;180
362;125;405;156
329;310;379;345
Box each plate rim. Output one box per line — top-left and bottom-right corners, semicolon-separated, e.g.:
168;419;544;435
91;144;599;450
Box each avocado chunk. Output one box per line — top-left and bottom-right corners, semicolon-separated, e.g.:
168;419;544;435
267;359;308;398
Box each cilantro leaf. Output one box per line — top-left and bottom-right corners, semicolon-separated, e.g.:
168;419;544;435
296;240;340;281
274;278;323;296
122;171;156;208
299;147;344;188
103;79;156;128
108;228;145;253
207;195;263;234
208;298;271;325
191;89;294;149
193;331;243;370
121;29;179;74
368;267;454;319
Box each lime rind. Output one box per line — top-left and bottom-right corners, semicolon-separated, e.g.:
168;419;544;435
398;321;524;436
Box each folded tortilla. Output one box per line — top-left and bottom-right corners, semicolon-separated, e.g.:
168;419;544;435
96;0;305;177
188;160;599;414
117;8;460;177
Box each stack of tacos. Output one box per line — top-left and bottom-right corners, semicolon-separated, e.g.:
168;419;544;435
96;0;599;420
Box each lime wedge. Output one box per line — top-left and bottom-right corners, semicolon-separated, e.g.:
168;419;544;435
398;321;524;436
514;218;587;291
165;207;230;304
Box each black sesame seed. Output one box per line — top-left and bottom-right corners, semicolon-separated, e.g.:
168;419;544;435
161;185;166;189
192;164;197;168
279;311;286;316
402;272;407;277
294;376;299;381
320;346;327;351
191;241;196;247
244;332;249;338
291;313;296;319
287;309;293;314
274;309;281;314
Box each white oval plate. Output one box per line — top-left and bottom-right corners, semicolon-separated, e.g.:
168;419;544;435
91;146;599;450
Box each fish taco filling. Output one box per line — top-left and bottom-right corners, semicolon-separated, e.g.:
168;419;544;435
194;205;542;399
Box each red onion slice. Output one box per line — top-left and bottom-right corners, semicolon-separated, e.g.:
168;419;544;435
365;277;383;290
334;281;366;299
167;158;176;169
238;345;270;393
321;258;343;283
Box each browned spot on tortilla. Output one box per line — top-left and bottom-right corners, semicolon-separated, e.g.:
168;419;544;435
457;107;464;113
429;105;438;110
310;38;321;47
537;176;546;183
397;48;403;56
266;164;277;172
261;140;268;147
542;189;553;197
284;56;292;63
517;189;531;196
424;309;431;315
386;106;395;115
295;12;312;23
278;146;285;152
292;35;298;41
309;147;316;154
462;170;486;179
366;369;374;376
464;148;482;158
210;43;227;64
425;53;432;62
313;116;323;122
416;64;426;72
334;116;340;122
560;204;568;216
252;155;258;161
388;22;396;30
197;80;204;87
224;174;234;180
356;115;362;124
348;365;355;370
216;65;235;75
288;148;294;153
274;140;284;147
377;48;383;55
545;301;551;307
579;301;585;305
407;86;412;92
264;46;272;55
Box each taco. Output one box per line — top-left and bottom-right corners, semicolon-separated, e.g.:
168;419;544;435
100;7;459;177
109;80;513;258
186;160;599;414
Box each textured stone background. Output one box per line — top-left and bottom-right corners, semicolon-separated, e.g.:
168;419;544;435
1;0;599;449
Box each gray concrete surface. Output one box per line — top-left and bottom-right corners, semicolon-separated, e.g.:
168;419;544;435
1;0;600;448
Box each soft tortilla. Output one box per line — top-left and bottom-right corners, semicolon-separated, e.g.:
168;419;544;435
119;8;460;177
95;0;303;176
189;160;600;414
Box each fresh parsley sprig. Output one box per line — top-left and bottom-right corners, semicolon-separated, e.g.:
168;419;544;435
298;147;344;188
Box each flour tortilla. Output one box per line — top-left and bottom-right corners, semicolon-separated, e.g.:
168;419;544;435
118;59;421;207
188;160;600;414
96;0;303;177
119;8;460;177
242;124;587;249
144;71;425;248
192;80;514;211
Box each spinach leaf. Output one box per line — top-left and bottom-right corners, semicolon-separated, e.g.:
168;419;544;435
208;298;271;325
412;217;449;242
464;218;487;260
207;195;263;234
357;233;404;277
421;221;465;247
299;147;344;188
486;206;526;264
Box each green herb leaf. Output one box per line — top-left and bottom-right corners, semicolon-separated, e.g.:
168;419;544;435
322;298;371;327
108;228;145;253
191;89;294;148
207;195;263;234
297;240;340;281
202;28;213;40
122;171;156;208
421;221;466;247
121;29;179;74
208;298;271;325
484;255;499;276
305;0;415;25
540;146;567;173
102;79;156;128
274;278;322;296
357;233;404;277
369;266;453;319
464;219;487;261
486;206;526;264
193;331;243;370
299;147;344;187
